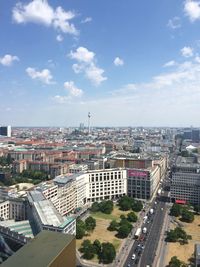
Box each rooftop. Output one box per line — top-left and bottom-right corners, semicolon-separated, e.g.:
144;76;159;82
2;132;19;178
1;230;75;267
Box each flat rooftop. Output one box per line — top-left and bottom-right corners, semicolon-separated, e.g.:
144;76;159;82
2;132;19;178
1;230;75;267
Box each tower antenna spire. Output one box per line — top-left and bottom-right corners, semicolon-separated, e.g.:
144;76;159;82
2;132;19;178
88;112;91;135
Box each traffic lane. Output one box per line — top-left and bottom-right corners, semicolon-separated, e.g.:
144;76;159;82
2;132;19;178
139;202;167;267
124;214;155;266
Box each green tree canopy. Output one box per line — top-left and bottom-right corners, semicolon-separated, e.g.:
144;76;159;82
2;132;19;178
107;220;119;231
79;239;95;260
169;256;182;267
99;242;116;264
76;219;86;239
127;211;138;222
85;216;96;231
93;239;101;255
91;202;100;212
181;209;194;223
132;200;143;212
118;195;133;211
170;204;182;217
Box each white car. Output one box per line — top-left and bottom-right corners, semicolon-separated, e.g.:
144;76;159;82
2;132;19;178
132;254;136;260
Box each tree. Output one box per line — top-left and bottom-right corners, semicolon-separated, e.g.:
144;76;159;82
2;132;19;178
91;202;100;212
79;240;95;260
181;209;194;223
127;211;138;222
169;256;181;267
99;200;113;214
107;220;119;231
118;224;131;238
99;242;116;264
85;216;96;231
76;220;86;239
132;200;143;212
170;204;182;217
166;230;178;242
93;239;101;255
118;196;133;211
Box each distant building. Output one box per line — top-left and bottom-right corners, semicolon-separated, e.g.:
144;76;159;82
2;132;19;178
1;230;76;267
170;157;200;205
0;126;11;137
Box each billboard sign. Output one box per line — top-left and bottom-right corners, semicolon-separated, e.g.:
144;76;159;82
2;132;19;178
128;170;148;178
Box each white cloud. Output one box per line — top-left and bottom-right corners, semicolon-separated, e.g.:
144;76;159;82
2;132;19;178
81;17;92;24
163;60;177;67
114;57;124;66
167;16;181;29
0;54;19;66
12;0;78;35
56;34;63;42
69;47;107;86
184;0;200;22
64;81;83;97
85;63;107;86
181;46;193;57
69;47;95;63
195;55;200;63
26;67;53;84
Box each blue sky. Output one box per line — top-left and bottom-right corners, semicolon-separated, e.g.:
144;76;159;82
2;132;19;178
1;0;200;127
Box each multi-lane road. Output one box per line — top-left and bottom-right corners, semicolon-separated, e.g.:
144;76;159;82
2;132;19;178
123;186;169;267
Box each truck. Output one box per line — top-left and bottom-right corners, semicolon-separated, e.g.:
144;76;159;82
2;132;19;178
149;208;154;215
142;227;147;234
134;228;142;239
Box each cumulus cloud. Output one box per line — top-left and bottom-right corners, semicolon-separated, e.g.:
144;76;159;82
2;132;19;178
184;0;200;22
167;17;181;29
114;57;124;66
163;60;177;67
53;81;83;104
0;54;19;66
12;0;78;35
81;17;92;24
56;34;63;42
181;46;194;57
69;47;95;63
69;47;107;86
64;81;83;97
26;67;53;84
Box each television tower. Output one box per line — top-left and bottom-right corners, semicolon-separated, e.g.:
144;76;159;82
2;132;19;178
88;112;91;135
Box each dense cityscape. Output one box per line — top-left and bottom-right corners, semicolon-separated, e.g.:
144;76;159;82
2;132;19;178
0;125;199;267
1;0;200;266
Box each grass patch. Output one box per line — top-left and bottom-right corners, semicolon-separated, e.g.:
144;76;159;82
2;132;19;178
91;211;117;220
112;239;121;250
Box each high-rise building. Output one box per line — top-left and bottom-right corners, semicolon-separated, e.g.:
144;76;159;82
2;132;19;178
170;157;200;205
0;126;11;137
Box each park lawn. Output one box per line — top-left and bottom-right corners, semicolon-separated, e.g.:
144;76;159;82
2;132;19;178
76;217;122;252
165;215;200;265
91;205;133;221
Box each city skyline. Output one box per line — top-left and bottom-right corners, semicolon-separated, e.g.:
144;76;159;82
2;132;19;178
1;0;200;126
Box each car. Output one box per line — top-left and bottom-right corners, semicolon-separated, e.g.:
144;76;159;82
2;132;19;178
132;254;136;260
141;245;145;249
127;264;131;267
138;250;142;256
134;247;138;252
137;243;141;247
